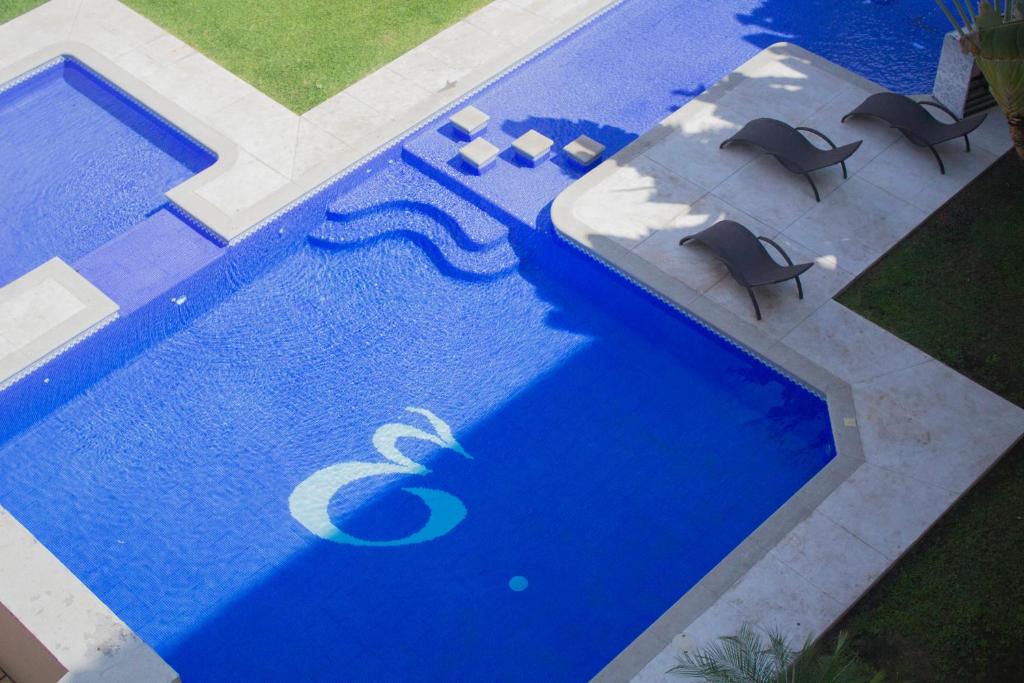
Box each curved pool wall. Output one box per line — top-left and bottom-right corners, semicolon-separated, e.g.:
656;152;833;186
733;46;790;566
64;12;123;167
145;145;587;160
0;0;949;679
0;54;216;286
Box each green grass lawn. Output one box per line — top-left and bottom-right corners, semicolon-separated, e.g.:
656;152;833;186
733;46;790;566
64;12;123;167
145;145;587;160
0;0;45;24
0;0;492;113
832;151;1024;682
120;0;491;113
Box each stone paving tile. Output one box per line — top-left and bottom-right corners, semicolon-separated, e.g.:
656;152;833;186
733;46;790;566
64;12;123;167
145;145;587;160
781;300;931;385
782;175;927;274
814;462;960;561
854;360;1024;493
466;0;548;45
212;92;301;177
701;235;854;339
147;51;253;120
640;100;756;192
711;154;847;231
343;66;434;117
0;279;85;349
507;0;594;20
386;43;473;95
301;91;389;149
136;32;196;66
114;46;165;81
770;509;890;607
632;194;775;293
968;108;1015;156
857;136;998;215
688;553;842;647
291;119;350;180
465;0;547;46
70;0;164;58
571;156;706;248
421;20;516;71
194;150;292;217
797;81;899;177
0;259;118;387
0;0;77;63
720;58;849;125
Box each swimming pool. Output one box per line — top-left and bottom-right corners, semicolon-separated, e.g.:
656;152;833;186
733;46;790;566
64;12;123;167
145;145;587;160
0;56;215;286
0;0;946;679
0;152;835;680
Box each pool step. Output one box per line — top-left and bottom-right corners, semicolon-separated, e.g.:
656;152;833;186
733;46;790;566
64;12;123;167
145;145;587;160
326;162;508;248
310;208;518;280
74;207;223;314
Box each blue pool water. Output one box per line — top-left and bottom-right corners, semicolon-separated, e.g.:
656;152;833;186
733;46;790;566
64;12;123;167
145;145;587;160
0;57;215;286
0;196;835;680
0;0;947;679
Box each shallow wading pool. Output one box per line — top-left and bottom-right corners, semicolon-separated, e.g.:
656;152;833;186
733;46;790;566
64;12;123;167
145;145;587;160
0;56;214;287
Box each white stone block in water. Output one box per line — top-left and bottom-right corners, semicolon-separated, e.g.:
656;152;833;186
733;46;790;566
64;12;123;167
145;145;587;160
459;137;499;173
449;105;490;137
564;135;606;166
511;129;554;166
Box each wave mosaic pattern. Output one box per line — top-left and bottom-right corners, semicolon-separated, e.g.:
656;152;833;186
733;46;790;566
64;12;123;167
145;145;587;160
0;56;215;286
0;0;950;679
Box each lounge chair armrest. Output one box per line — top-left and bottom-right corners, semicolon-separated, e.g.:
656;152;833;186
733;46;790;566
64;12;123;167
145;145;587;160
757;236;795;266
918;99;960;122
795;126;838;150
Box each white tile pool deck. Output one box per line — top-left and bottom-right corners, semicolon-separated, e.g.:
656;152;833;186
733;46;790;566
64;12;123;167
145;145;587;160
552;43;1024;682
0;3;1023;682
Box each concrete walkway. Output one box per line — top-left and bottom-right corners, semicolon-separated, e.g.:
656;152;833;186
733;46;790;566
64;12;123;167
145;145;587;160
552;43;1024;681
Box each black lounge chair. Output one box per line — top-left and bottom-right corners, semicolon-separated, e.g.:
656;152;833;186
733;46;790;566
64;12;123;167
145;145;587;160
841;93;986;174
680;220;812;320
720;118;862;201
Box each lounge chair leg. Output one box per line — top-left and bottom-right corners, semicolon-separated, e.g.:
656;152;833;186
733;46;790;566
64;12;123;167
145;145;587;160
929;146;946;174
964;134;971;153
840;160;848;179
804;174;821;202
795;276;804;300
747;288;762;321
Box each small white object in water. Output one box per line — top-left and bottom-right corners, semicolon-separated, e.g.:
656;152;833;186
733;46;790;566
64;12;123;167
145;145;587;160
172;295;187;306
912;42;924;50
278;227;285;235
43;377;50;384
